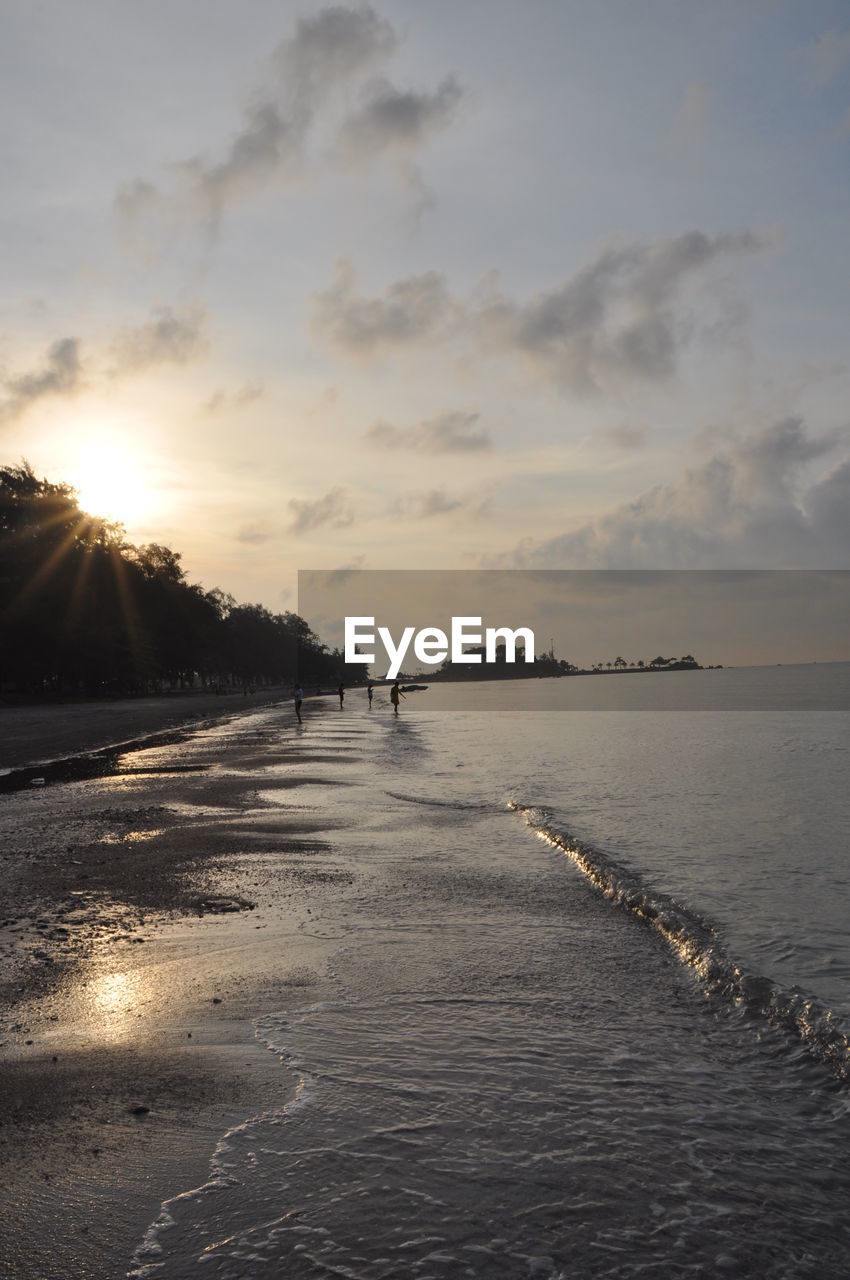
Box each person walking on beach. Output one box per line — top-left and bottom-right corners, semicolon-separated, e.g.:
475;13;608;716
367;682;374;708
338;682;345;708
293;683;303;724
390;681;406;715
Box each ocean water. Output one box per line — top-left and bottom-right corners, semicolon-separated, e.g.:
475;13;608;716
130;667;850;1279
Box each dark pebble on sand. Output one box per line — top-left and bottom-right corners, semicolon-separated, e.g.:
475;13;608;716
129;1104;150;1116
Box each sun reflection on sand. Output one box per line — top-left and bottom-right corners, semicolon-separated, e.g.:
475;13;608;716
89;969;145;1039
98;829;165;845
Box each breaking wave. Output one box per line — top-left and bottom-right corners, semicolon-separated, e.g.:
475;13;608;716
509;801;850;1083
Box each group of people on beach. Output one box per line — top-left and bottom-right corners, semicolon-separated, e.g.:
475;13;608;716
293;681;406;724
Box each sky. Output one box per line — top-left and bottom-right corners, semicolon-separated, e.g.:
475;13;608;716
300;570;850;670
2;0;850;622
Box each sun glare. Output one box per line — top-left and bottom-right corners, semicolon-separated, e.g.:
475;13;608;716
71;442;158;528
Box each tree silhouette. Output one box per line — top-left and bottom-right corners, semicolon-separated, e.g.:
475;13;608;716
0;462;359;698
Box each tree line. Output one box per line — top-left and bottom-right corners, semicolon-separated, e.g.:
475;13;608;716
431;647;704;681
0;463;360;698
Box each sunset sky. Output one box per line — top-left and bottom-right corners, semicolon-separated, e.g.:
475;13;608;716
2;1;850;614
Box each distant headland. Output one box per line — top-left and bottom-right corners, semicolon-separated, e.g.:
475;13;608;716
427;646;719;681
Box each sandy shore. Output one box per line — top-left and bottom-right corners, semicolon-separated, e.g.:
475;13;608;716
0;687;293;772
0;695;356;1279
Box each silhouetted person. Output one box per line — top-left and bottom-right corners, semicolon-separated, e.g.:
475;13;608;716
367;683;374;708
293;683;303;724
390;681;406;715
338;682;345;708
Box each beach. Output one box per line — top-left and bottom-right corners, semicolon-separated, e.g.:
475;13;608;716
0;694;349;1279
0;687;293;773
3;675;850;1278
4;2;849;1272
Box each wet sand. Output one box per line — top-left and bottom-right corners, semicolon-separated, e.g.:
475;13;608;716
0;687;291;772
0;697;355;1279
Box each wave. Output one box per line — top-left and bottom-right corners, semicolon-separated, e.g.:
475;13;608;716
126;1069;316;1278
384;789;491;812
509;801;850;1084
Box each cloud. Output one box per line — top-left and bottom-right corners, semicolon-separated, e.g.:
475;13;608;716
119;5;396;235
503;417;849;569
391;488;464;519
805;28;850;86
335;73;463;219
203;382;265;414
181;105;298;229
338;74;463;160
483;230;768;391
110;306;207;374
314;230;770;390
116;4;460;242
602;423;649;450
805;456;850;545
275;3;397;114
0;305;208;425
287;486;354;534
388;487;493;521
313;260;453;353
366;409;489;452
235;521;275;545
0;338;82;424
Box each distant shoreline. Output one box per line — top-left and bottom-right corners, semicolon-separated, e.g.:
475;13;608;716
388;658;849;684
427;660;711;682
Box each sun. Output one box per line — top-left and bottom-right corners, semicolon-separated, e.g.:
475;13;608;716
71;441;158;528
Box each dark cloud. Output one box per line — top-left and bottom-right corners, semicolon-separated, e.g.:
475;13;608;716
276;3;397;114
110;306;207;374
314;231;769;389
339;75;463;159
504;417;849;569
478;231;768;392
116;5;459;241
288;486;354;535
0;338;82;424
116;5;395;236
1;306;209;424
183;105;297;228
313;261;453;353
366;409;489;452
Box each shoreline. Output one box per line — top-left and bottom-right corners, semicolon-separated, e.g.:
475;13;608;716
0;687;294;773
0;695;349;1279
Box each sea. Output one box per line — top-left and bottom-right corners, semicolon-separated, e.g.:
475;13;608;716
130;665;850;1279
